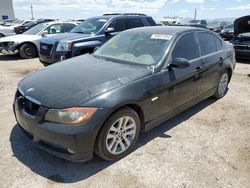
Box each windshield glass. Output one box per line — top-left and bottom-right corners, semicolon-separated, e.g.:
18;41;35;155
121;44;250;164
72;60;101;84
71;18;108;34
23;23;47;35
94;32;171;66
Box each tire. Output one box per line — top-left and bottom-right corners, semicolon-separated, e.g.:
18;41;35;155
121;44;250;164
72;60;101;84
19;43;37;59
213;71;229;99
94;107;140;161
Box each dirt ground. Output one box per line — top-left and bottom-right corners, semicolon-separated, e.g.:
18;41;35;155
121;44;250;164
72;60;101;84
0;54;249;188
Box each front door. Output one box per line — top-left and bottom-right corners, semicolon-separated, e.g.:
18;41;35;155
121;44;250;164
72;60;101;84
158;33;204;116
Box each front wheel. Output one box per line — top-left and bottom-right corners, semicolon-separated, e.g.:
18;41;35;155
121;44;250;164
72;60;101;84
19;43;37;59
94;108;140;161
213;71;229;99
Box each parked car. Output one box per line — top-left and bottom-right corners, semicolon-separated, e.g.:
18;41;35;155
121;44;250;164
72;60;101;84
14;26;235;162
39;13;156;66
220;24;234;40
0;20;39;38
0;21;77;58
230;15;250;60
189;19;207;27
171;23;207;29
14;19;55;34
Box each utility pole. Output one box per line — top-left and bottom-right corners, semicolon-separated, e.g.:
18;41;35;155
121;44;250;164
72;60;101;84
194;8;197;20
30;4;34;20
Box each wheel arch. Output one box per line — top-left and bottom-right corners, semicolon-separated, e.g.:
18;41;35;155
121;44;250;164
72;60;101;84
17;41;38;54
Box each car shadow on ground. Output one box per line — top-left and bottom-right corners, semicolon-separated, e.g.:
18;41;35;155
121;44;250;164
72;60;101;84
10;97;216;183
236;59;250;64
0;54;21;61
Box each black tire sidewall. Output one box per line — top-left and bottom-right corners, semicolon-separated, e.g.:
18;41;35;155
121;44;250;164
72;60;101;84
95;108;140;161
19;43;37;59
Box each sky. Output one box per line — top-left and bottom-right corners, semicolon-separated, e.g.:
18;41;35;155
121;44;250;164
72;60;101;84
13;0;250;21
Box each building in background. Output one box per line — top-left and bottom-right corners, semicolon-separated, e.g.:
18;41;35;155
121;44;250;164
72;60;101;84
0;0;15;21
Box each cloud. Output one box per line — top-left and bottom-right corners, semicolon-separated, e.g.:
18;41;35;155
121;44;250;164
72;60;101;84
226;3;250;10
185;0;204;4
13;0;169;18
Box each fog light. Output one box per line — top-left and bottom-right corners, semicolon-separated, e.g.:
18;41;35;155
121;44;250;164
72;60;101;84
67;148;75;154
60;55;65;61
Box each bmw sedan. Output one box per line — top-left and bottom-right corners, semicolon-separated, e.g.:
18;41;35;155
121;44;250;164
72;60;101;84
13;26;236;162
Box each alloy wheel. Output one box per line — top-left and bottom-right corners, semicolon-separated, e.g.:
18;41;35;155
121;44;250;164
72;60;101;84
105;116;136;155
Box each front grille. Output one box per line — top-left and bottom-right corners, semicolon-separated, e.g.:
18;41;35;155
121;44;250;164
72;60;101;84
15;90;40;116
40;42;54;56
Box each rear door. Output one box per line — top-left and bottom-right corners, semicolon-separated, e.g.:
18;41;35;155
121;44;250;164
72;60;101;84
158;32;204;115
196;32;222;93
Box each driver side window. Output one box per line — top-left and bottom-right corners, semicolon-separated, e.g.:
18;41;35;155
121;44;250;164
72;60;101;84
108;19;126;32
46;24;63;34
172;33;199;61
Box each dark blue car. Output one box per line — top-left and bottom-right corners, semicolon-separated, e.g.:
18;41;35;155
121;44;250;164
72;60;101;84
39;13;156;65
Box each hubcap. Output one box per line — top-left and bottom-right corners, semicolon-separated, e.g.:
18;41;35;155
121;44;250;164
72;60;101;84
25;48;33;56
218;73;228;96
106;116;136;155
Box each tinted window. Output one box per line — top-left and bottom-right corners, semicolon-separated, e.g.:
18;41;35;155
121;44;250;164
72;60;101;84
63;23;76;32
172;33;199;60
126;18;144;29
108;19;126;32
146;17;156;26
46;24;63;34
197;32;218;56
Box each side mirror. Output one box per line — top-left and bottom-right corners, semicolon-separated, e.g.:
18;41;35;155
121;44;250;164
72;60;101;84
169;58;190;69
41;30;48;37
105;27;115;34
93;46;100;52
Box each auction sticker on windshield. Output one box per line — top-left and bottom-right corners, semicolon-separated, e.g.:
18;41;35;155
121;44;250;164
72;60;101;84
151;34;172;40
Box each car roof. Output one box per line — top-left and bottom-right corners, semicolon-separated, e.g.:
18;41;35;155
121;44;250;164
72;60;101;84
88;14;150;20
123;26;206;35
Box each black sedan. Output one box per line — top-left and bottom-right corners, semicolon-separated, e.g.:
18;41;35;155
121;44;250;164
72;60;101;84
13;26;236;162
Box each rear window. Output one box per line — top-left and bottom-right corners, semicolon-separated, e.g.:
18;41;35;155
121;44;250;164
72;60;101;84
197;32;219;56
146;17;156;26
172;33;199;60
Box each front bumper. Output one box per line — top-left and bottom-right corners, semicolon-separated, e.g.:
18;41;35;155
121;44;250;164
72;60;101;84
0;45;18;55
39;52;70;65
234;48;250;60
13;91;110;162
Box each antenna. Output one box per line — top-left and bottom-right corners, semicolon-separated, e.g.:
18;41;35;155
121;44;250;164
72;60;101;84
30;4;34;20
194;8;197;20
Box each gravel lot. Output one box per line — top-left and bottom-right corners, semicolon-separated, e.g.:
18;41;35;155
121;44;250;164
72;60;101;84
0;54;249;188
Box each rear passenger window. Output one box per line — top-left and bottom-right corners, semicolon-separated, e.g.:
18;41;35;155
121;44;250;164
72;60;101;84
63;23;76;32
146;17;156;26
108;19;126;32
197;32;219;56
172;33;199;60
126;19;144;29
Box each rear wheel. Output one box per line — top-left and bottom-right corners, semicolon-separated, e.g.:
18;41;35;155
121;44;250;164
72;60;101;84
19;43;37;59
95;108;140;161
213;71;229;99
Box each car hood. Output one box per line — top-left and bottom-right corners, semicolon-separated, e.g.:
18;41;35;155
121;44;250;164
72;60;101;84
0;34;41;43
40;32;92;43
234;15;250;36
18;54;151;108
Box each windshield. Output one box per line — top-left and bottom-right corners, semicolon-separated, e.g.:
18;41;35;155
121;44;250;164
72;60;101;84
71;18;108;34
23;23;47;35
94;32;171;66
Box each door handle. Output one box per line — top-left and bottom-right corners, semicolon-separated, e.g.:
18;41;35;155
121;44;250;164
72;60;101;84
219;57;223;65
194;67;201;72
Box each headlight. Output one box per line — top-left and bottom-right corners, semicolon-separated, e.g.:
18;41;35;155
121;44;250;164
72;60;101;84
56;41;72;52
45;107;97;125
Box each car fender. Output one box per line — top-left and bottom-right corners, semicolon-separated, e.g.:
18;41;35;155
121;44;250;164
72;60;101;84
71;40;103;56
